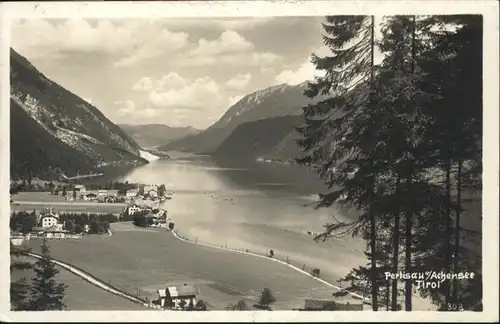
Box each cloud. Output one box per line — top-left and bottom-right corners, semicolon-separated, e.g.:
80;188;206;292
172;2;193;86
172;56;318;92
148;76;222;111
189;30;254;57
162;17;275;31
132;77;153;92
12;19;132;59
113;25;189;67
125;72;234;128
114;100;137;117
12;19;189;67
155;72;187;90
275;46;330;85
225;73;251;91
179;30;280;67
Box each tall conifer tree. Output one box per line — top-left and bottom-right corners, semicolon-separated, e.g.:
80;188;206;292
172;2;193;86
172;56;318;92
297;15;380;310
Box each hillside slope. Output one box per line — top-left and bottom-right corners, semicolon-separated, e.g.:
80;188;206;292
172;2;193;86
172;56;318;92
118;123;199;148
10;48;147;180
212;115;304;161
160;82;320;154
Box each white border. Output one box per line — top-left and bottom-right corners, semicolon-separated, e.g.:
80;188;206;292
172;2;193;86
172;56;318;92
1;1;498;322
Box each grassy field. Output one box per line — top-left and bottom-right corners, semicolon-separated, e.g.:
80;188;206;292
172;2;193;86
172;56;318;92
10;203;126;214
12;191;67;202
26;222;341;310
10;191;127;214
10;256;146;310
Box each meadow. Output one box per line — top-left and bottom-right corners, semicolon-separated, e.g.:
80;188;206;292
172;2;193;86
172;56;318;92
26;222;337;310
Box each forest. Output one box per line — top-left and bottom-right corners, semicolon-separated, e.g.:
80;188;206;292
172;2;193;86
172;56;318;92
297;15;482;311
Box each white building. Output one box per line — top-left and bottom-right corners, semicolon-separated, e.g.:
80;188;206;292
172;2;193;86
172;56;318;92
157;284;199;309
127;204;142;215
74;184;86;193
98;190;108;197
126;189;139;197
40;214;60;228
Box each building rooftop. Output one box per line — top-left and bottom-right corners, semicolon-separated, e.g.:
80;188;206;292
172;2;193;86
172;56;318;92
40;213;59;219
45;225;68;233
166;284;199;298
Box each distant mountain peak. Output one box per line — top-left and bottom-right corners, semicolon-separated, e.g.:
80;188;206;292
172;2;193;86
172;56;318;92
160;81;324;154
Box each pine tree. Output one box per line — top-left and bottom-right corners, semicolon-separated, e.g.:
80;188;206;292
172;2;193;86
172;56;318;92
10;243;32;310
258;288;276;308
297;15;381;310
299;13;482;313
28;238;68;310
416;14;483;310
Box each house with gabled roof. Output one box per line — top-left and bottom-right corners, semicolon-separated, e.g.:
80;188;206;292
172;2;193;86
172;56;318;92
38;208;60;228
157;284;199;309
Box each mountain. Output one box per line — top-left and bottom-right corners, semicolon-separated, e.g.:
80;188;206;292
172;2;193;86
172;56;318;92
159;82;320;154
10;48;147;180
118;123;200;148
212;115;304;161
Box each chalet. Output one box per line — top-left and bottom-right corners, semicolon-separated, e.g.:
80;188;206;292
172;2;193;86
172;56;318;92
126;189;139;197
40;212;60;228
157;284;199;309
127;204;142;215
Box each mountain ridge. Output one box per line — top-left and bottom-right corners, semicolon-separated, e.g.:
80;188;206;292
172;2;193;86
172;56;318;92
212;115;304;161
118;123;200;148
159;81;318;154
10;48;147;180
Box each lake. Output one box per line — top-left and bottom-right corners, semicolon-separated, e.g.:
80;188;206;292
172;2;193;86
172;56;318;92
107;153;367;284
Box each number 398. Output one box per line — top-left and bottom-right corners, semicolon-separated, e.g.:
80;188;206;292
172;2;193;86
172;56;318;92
447;303;464;311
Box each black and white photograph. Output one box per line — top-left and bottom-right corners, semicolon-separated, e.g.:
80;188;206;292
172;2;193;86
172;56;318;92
1;1;498;322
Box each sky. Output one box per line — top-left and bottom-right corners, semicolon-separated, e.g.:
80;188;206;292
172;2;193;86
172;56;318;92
11;17;334;129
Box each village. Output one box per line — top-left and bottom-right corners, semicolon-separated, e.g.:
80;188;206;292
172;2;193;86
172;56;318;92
9;180;367;311
10;182;174;240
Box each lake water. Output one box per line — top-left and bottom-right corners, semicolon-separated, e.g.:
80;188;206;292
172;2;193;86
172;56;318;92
109;153;368;284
